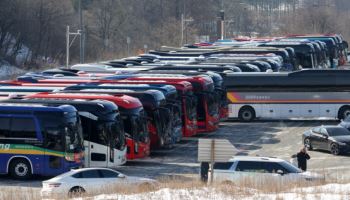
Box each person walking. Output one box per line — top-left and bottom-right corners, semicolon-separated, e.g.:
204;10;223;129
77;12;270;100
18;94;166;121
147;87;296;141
296;147;310;171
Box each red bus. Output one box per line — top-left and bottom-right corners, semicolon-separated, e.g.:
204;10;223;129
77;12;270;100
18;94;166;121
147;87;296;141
120;75;219;133
107;80;198;137
24;92;150;160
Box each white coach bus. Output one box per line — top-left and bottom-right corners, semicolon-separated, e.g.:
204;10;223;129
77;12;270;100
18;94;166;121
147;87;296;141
224;70;350;121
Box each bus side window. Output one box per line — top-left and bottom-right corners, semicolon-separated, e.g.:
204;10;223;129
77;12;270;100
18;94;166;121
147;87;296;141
9;117;37;139
0;117;10;138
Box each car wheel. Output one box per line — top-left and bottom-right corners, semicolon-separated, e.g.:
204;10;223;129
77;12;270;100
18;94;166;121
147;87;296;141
330;143;340;155
9;159;32;179
304;138;313;150
238;106;255;122
69;187;85;198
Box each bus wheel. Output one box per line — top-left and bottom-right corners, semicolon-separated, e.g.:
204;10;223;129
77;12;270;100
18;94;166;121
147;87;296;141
238;106;255;122
338;106;350;120
9;159;32;179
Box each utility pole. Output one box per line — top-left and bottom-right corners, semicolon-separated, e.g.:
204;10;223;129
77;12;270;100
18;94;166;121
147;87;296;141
220;0;225;40
220;10;225;40
79;0;85;63
180;14;193;46
181;14;184;46
66;26;82;68
126;37;131;57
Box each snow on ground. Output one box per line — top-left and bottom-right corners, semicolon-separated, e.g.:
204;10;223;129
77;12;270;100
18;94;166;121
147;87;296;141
91;183;350;200
0;60;25;79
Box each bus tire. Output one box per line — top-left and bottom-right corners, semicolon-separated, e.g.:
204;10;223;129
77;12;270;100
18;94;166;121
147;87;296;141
338;106;350;120
238;106;255;122
9;158;32;179
69;186;85;198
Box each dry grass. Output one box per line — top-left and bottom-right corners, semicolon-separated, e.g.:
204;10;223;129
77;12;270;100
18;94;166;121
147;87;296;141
1;172;350;200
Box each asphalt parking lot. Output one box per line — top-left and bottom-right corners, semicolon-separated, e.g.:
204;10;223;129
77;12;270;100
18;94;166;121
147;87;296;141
1;120;350;188
118;120;350;181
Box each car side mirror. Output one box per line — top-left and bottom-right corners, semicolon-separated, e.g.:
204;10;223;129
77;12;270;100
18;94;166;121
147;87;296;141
118;174;126;178
276;170;284;175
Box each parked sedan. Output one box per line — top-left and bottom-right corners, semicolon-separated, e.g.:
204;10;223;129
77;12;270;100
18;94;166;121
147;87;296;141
40;168;157;198
303;126;350;155
211;156;324;184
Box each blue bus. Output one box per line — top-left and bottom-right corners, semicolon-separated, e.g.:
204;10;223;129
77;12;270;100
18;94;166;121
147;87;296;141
0;104;84;179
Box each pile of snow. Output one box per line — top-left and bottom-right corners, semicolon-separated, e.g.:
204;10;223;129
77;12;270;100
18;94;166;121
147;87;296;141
0;60;25;79
92;183;350;200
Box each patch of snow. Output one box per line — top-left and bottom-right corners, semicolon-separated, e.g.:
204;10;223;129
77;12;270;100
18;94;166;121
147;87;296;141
0;60;25;79
94;188;235;200
91;183;350;200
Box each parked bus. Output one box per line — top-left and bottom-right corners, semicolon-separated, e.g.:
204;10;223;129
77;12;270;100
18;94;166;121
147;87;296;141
0;104;84;179
287;36;339;68
1;98;127;168
64;83;183;142
16;77;198;137
259;42;317;69
63;89;175;148
140;70;228;120
119;75;218;133
25;92;149;160
224;70;350;121
103;80;197;136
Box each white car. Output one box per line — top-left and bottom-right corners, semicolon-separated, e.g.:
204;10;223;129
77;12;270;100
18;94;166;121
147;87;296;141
40;168;157;198
210;156;324;183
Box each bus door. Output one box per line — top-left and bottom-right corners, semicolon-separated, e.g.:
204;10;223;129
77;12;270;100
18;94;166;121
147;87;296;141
79;111;108;167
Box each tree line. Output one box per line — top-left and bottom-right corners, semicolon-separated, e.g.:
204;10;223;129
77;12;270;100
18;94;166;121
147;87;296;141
1;0;349;68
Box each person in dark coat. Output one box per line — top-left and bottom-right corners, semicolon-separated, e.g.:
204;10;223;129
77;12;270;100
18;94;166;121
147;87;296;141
200;162;209;182
296;147;310;171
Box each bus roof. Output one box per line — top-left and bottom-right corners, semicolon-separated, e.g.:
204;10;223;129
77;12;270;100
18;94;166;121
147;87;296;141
224;69;350;87
1;98;119;119
0;103;76;113
69;89;166;109
25;92;142;109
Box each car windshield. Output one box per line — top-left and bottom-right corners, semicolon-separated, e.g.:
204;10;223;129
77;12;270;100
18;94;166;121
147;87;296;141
279;161;303;173
327;127;350;136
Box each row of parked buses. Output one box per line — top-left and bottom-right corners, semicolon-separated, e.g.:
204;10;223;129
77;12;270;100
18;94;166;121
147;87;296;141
0;33;348;179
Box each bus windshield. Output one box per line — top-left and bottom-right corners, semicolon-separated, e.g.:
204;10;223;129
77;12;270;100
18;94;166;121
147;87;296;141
122;108;149;144
64;112;84;154
106;118;126;151
206;92;219;117
185;94;197;121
